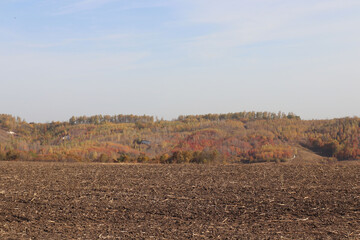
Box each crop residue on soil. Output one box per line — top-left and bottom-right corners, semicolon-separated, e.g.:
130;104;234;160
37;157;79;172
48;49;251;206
0;161;360;239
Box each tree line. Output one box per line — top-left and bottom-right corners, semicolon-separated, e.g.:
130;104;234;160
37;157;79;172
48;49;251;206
69;114;154;125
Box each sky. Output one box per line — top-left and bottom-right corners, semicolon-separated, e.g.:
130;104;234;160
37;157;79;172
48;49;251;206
0;0;359;122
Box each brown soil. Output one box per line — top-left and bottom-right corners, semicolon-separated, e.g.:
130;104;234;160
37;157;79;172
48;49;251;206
1;161;360;239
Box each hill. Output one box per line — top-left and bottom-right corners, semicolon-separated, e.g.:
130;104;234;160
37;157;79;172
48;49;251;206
0;112;358;163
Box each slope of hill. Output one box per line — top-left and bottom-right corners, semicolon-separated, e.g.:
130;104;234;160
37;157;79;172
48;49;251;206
287;145;333;165
0;129;9;143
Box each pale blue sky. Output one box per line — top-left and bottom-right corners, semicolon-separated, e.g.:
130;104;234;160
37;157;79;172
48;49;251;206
0;0;359;122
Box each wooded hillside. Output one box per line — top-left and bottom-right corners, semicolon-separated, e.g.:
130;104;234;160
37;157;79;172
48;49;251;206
0;112;358;163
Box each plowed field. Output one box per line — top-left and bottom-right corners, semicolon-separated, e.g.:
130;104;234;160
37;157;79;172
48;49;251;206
1;161;360;239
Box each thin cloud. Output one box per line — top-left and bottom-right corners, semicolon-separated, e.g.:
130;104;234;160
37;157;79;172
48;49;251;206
54;0;170;15
55;0;115;15
20;33;131;49
179;0;360;24
174;0;360;60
